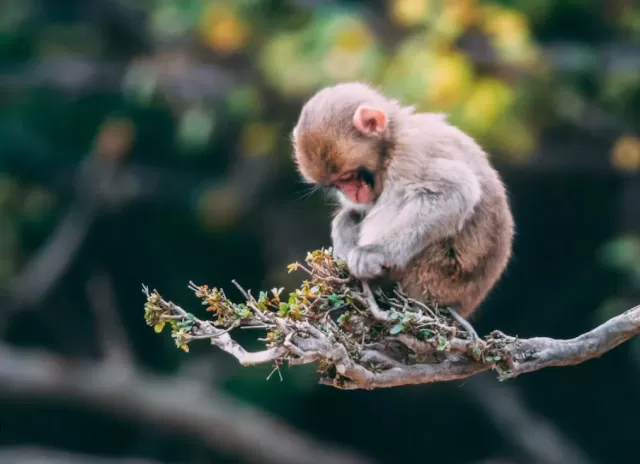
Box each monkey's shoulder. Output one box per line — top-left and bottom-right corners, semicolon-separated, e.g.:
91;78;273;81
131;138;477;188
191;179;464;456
398;118;486;161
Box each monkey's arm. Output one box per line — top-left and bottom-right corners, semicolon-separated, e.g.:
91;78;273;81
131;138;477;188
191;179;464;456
331;208;362;260
350;158;481;277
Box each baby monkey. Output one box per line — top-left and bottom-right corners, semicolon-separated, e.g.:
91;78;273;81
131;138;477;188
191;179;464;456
291;82;514;318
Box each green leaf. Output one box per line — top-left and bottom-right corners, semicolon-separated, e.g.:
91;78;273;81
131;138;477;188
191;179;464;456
277;302;290;316
328;294;345;308
337;311;350;325
389;323;405;335
388;311;400;321
436;335;450;351
257;291;268;310
237;304;251;319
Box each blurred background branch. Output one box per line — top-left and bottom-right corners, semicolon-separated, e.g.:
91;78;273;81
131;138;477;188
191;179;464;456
0;343;370;464
0;447;164;464
462;376;593;464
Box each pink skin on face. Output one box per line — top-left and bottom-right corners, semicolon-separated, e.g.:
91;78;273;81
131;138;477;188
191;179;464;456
334;171;374;204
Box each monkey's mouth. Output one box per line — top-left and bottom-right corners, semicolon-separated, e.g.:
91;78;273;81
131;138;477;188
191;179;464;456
343;181;374;204
355;168;375;188
331;168;375;204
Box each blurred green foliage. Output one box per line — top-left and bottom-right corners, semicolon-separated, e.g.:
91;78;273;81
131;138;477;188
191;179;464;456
1;0;639;297
3;1;637;159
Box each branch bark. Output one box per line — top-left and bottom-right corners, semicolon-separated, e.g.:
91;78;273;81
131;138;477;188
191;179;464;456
145;283;640;390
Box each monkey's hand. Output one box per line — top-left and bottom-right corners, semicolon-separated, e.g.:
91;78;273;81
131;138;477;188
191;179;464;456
347;244;387;280
331;209;362;261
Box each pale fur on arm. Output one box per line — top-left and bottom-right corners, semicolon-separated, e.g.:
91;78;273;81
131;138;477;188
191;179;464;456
357;157;481;269
331;208;362;260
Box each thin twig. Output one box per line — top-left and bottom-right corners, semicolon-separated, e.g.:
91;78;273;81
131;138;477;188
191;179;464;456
406;296;437;318
448;307;480;342
361;281;389;322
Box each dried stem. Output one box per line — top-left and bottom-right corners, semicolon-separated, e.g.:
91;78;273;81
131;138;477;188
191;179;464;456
448;307;480;342
361;281;389;322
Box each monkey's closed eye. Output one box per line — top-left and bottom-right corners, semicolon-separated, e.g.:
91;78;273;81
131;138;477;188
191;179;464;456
338;172;356;182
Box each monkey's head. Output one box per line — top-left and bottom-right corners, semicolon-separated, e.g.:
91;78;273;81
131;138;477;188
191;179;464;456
291;82;397;207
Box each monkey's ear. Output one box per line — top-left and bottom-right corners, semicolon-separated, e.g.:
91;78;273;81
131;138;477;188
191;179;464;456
353;105;388;136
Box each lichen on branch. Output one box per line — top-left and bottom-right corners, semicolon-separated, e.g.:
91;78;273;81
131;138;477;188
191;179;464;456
143;248;640;390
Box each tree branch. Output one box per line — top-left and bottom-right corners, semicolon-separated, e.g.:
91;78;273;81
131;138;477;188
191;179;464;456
143;249;640;390
0;55;237;104
86;268;135;367
0;344;370;464
0;447;164;464
462;375;595;464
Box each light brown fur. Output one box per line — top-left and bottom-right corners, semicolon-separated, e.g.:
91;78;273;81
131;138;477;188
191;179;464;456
292;82;514;318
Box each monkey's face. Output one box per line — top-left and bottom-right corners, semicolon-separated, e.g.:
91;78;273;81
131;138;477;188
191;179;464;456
292;103;390;206
292;130;380;206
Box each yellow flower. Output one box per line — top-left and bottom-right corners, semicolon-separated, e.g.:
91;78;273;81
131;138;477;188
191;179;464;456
425;52;473;110
335;19;373;52
460;78;515;134
390;0;431;27
483;8;529;40
491;118;537;160
259;33;299;87
322;49;362;81
279;63;319;97
200;4;249;55
611;135;640;172
431;0;478;42
480;6;539;66
443;0;478;28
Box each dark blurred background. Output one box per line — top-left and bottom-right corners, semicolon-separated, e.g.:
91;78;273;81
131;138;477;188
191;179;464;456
0;1;639;463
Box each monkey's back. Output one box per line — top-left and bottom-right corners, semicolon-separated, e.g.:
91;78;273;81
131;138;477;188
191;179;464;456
392;168;514;318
